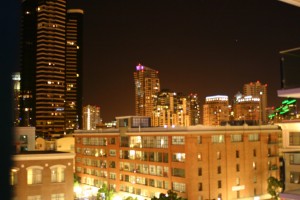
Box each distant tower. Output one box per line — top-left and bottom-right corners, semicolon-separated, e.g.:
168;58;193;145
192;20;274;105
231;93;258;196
134;64;160;118
152;89;175;127
19;0;38;127
65;9;84;132
152;90;190;127
83;105;101;130
233;92;260;122
188;93;201;125
243;81;268;124
12;72;21;126
203;95;230;126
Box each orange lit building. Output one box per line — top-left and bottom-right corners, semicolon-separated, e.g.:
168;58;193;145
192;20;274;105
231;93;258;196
233;93;261;122
134;64;160;119
11;151;75;200
243;81;268;124
203;95;230;126
74;116;281;200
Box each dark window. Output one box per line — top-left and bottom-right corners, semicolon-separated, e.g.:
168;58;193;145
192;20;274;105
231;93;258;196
218;180;222;188
236;150;239;158
198;168;202;176
236;164;240;172
198;182;202;191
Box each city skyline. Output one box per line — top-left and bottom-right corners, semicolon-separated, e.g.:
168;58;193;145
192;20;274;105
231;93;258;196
7;0;300;122
68;0;300;122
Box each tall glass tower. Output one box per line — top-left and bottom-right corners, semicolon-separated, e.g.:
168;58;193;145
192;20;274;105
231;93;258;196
20;0;83;137
243;81;268;124
35;0;66;136
134;64;160;118
65;9;84;132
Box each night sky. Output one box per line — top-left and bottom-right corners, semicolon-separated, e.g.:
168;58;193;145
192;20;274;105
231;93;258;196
7;0;300;122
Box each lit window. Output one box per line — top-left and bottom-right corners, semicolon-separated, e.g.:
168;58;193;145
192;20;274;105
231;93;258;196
28;195;41;200
51;193;64;200
231;134;242;142
290;153;300;164
50;165;66;183
198;153;202;161
290;172;300;184
172;182;186;193
172;136;185;145
248;134;259;141
109;149;116;157
236;177;240;185
289;132;300;146
253;162;256;170
197;136;202;144
27;166;43;184
10;168;19;185
212;135;224;143
172;153;185;162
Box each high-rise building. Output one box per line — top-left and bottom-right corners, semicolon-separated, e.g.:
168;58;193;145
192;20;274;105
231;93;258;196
233;92;260;122
65;9;84;132
19;0;83;137
243;81;268;124
187;93;201;125
152;90;190;127
19;0;38;127
82;105;101;130
12;72;21;126
203;95;230;126
134;64;160;119
35;0;67;136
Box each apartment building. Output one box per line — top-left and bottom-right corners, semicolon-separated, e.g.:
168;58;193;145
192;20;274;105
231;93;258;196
11;151;75;200
74;116;281;200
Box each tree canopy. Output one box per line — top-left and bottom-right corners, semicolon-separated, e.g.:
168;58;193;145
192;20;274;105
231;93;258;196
151;190;187;200
267;176;283;200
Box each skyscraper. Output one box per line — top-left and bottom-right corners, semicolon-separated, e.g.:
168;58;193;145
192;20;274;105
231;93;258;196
243;81;268;124
187;93;201;125
19;0;83;137
134;64;160;118
12;72;21;126
65;9;84;132
152;90;190;127
19;0;38;127
233;92;260;122
203;95;230;126
82;105;101;130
